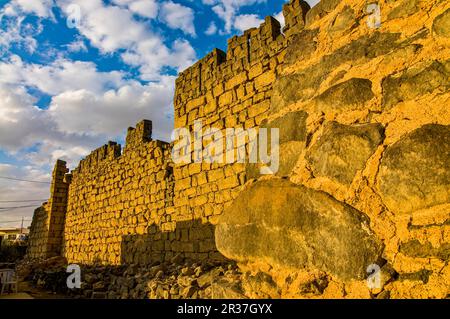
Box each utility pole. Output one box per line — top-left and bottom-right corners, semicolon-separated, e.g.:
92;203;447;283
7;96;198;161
21;217;24;234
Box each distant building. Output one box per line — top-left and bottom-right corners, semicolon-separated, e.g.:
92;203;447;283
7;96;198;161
0;227;29;246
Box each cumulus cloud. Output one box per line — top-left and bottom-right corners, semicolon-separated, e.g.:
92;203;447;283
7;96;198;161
205;21;218;35
113;0;159;19
0;15;42;54
0;82;101;160
0;0;195;226
160;1;196;37
0;56;176;202
66;38;87;52
48;76;175;140
0;55;124;95
203;0;266;33
53;0;197;80
0;84;53;152
3;0;55;18
233;14;263;32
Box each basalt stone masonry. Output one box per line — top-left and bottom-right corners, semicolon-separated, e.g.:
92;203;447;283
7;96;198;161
28;0;450;299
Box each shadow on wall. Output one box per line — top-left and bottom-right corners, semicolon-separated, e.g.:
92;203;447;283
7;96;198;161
120;219;227;267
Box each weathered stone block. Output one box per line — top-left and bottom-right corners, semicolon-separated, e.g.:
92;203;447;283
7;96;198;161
246;111;308;179
284;28;319;65
433;8;450;38
312;78;375;113
388;0;419;20
306;122;385;185
382;60;450;109
305;0;340;26
400;239;450;260
329;5;355;33
264;110;308;145
216;179;384;281
379;124;450;214
271;33;401;114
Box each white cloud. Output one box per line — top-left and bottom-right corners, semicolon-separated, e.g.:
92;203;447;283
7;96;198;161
160;1;196;37
0;57;175;170
0;15;42;54
55;0;196;80
0;55;124;95
203;0;266;33
205;21;218;35
0;84;53;152
3;0;55;18
48;76;175;140
0;82;100;160
66;38;87;52
113;0;159;19
233;14;263;32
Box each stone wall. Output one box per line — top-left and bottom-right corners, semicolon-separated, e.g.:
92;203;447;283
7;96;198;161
171;2;310;227
62;121;173;265
27;205;49;259
27;160;70;259
35;1;310;268
27;0;450;299
216;0;450;299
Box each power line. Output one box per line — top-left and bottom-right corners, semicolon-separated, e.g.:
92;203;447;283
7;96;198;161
0;205;40;213
0;205;41;210
0;175;51;184
0;199;47;203
0;219;32;224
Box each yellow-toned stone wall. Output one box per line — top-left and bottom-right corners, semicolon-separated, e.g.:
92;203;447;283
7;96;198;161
170;2;309;227
28;0;310;266
27;160;70;259
215;0;450;299
27;205;50;259
27;0;449;299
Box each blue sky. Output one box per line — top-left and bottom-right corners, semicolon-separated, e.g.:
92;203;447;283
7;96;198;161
0;0;319;227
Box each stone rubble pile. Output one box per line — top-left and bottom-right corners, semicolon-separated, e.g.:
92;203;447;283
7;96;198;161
17;256;243;299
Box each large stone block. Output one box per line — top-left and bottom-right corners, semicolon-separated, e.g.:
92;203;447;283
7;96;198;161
388;0;419;20
284;28;319;65
379;124;450;214
246;111;308;179
215;179;384;281
306;122;385;185
329;5;355;33
263;111;308;145
432;8;450;38
271;33;401;114
382;60;450;109
400;240;450;260
312;78;375;113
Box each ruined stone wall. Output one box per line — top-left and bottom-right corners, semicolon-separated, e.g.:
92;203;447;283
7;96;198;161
27;160;70;259
216;0;450;299
171;1;309;227
62;121;172;265
27;0;449;299
27;205;49;259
